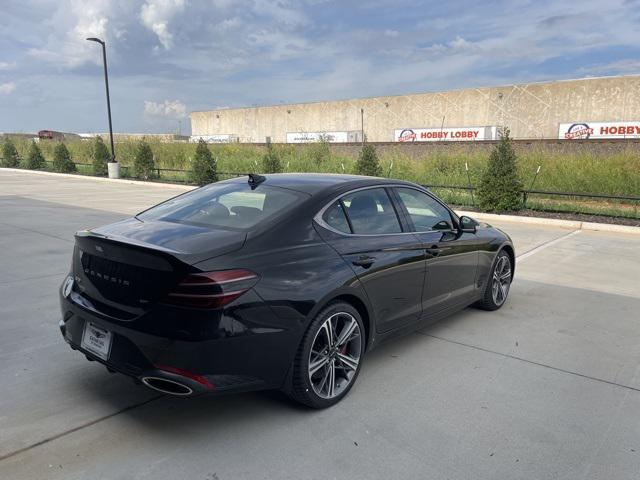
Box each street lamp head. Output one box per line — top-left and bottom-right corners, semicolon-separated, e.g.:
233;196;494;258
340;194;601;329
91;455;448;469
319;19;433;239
86;37;104;44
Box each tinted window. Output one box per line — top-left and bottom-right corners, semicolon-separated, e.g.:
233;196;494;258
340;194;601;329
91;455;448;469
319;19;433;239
323;201;351;233
396;188;453;231
138;182;304;230
342;188;401;234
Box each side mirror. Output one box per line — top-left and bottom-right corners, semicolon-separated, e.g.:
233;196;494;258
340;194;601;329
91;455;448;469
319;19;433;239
459;215;478;233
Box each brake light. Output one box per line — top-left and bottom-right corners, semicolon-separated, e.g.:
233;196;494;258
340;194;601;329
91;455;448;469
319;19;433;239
164;269;259;309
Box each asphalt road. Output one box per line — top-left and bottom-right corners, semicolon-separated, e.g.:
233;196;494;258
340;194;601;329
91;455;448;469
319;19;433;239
1;170;639;480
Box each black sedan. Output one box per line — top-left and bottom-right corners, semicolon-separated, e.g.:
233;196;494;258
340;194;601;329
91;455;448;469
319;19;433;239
59;173;514;408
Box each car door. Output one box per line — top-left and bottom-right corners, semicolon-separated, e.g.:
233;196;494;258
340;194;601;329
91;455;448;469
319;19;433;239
391;187;480;318
316;187;425;333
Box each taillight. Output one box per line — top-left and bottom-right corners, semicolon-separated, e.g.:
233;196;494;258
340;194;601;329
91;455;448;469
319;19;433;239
164;269;259;309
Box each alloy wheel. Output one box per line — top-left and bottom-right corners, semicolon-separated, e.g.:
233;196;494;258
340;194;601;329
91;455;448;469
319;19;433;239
308;312;362;399
491;255;512;306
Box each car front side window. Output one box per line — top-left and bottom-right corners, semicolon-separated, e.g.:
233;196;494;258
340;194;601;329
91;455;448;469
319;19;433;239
395;187;454;231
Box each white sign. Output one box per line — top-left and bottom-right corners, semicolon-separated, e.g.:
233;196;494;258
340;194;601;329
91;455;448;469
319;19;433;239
286;131;349;143
394;126;498;142
190;135;233;143
559;121;640;139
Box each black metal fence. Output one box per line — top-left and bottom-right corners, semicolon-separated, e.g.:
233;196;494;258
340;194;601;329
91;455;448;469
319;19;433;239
32;161;640;219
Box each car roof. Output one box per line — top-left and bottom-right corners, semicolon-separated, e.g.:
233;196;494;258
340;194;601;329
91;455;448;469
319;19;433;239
222;173;418;196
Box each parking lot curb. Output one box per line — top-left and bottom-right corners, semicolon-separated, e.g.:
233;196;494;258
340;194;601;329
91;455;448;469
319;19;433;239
0;168;194;191
457;210;640;235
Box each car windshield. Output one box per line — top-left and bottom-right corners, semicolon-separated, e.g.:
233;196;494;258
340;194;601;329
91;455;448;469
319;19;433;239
137;181;306;231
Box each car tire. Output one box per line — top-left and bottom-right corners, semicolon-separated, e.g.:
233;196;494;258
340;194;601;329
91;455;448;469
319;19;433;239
477;250;512;311
289;301;365;409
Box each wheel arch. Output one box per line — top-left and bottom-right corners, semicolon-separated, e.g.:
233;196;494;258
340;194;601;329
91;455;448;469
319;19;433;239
499;243;516;278
332;294;372;351
306;288;375;352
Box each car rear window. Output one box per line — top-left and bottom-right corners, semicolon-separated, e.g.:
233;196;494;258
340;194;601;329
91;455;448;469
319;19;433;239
137;182;305;230
341;188;402;234
322;201;351;233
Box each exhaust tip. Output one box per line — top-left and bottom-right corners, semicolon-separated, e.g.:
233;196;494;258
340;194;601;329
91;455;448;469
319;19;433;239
141;376;193;396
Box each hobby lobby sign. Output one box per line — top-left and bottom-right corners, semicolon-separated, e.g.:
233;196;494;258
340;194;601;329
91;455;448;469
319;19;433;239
394;126;498;142
559;121;640;139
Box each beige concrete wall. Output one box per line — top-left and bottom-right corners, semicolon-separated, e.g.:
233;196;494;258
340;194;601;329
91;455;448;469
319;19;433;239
190;75;640;142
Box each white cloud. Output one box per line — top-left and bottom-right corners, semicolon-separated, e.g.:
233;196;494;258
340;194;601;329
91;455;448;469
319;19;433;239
579;59;640;76
0;82;16;95
140;0;186;49
384;29;399;38
0;61;17;70
26;1;132;67
144;100;187;118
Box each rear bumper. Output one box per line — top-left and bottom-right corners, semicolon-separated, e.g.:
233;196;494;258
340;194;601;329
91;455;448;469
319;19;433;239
59;286;301;396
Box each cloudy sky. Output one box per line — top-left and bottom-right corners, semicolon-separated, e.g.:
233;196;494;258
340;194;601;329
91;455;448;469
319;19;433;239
1;0;639;134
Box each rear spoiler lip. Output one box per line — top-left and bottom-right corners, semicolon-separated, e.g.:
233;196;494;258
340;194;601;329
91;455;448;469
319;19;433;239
73;229;246;266
75;229;183;255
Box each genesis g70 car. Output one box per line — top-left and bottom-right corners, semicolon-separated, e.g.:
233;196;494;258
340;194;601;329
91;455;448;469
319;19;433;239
59;174;514;408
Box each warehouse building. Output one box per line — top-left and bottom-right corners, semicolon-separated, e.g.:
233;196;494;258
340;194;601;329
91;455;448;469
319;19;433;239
190;75;640;143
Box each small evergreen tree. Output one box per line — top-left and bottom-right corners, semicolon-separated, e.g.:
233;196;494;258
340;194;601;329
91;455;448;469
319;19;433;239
355;144;382;176
26;141;46;170
52;143;76;173
133;141;155;179
92;136;110;176
308;135;331;168
262;144;283;173
478;128;523;212
189;139;218;186
1;138;20;168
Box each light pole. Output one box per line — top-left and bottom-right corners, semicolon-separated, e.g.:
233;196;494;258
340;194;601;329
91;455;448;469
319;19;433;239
86;37;118;177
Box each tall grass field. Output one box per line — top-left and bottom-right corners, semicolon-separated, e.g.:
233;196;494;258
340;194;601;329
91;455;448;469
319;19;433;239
7;138;640;219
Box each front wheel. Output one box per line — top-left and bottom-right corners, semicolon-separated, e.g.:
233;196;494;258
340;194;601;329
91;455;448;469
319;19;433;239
289;302;364;408
478;250;512;311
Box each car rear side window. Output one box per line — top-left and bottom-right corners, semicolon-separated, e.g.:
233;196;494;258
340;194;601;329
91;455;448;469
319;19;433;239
322;201;351;234
138;182;304;231
395;187;453;231
341;188;402;234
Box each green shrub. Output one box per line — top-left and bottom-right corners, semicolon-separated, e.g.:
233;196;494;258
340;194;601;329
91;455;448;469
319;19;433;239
307;136;331;168
355;144;382;176
26;141;46;170
189;139;218;186
262;144;283;173
92;137;111;176
133;141;155;179
477;129;523;212
52;143;77;173
1;138;20;168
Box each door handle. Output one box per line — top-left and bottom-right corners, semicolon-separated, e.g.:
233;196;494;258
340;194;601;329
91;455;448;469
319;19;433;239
352;255;375;267
425;246;443;257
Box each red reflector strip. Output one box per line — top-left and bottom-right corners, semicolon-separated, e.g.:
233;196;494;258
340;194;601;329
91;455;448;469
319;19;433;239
167;289;245;299
155;364;214;390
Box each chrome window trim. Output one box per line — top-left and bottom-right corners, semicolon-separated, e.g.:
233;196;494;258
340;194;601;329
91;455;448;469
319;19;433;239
314;184;460;237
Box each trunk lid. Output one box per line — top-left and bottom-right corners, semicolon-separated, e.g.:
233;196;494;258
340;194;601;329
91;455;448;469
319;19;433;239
72;218;246;316
89;217;246;264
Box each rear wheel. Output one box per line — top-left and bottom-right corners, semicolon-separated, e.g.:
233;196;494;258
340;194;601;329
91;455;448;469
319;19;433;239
289;302;364;408
478;250;512;311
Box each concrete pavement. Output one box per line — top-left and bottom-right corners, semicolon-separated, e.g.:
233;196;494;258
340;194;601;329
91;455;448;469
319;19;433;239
1;170;639;479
